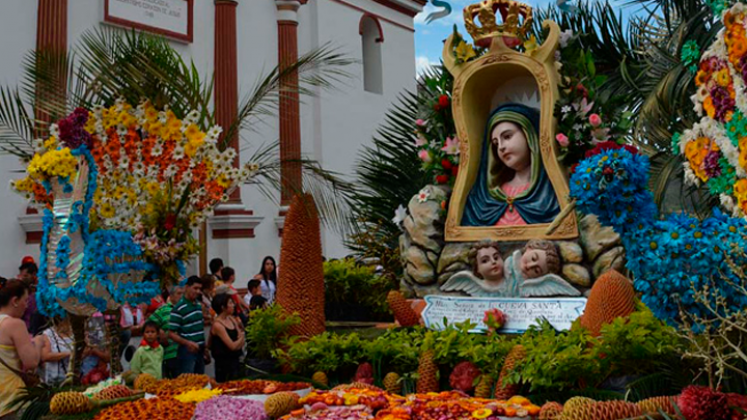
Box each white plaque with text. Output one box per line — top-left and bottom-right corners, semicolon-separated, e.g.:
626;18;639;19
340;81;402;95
105;0;193;43
422;295;587;333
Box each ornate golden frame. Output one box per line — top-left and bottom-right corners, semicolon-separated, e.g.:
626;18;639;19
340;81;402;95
443;21;578;242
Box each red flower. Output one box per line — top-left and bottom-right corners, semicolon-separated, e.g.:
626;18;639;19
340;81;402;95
164;214;177;231
441;159;453;170
438;95;450;109
451;166;459;177
575;83;588;97
585;141;639;158
436;174;450;184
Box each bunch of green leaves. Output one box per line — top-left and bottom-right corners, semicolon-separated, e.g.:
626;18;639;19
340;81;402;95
363;327;427;380
324;258;396;318
274;332;367;379
244;304;301;360
597;303;684;378
420;321;489;370
458;334;517;379
508;319;602;392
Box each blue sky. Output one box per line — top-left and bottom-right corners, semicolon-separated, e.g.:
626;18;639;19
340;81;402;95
413;0;557;74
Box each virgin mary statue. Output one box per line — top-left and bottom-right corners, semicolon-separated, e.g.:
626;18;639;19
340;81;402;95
462;103;560;226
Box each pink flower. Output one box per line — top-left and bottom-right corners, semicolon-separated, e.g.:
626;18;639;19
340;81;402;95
418;149;432;163
415;135;427;147
416;119;427;127
483;308;507;332
441;136;460;155
589;113;602;127
555;133;569;147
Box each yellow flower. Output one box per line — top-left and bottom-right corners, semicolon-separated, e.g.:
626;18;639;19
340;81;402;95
523;35;538;54
716;69;731;87
216;175;231;188
735;179;747;202
184;140;199;158
455;40;476;62
146;182;160;196
44;137;58;150
174;388;221;403
144;106;158;123
472;409;492;419
99;202;116;219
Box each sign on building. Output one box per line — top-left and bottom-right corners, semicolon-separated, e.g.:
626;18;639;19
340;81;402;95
104;0;193;43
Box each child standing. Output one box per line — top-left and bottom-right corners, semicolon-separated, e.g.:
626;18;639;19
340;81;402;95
129;321;164;380
243;280;268;311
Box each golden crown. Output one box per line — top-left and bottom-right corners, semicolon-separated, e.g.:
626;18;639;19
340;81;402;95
464;0;533;46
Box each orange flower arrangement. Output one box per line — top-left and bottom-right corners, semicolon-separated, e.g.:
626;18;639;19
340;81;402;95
94;398;195;420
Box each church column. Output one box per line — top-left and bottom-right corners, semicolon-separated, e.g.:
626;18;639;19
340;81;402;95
209;0;264;275
275;0;306;236
22;0;68;244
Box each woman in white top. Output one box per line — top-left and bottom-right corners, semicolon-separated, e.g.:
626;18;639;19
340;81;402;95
252;256;277;304
37;317;73;386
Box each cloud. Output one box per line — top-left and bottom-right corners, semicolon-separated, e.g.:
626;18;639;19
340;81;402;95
415;55;438;76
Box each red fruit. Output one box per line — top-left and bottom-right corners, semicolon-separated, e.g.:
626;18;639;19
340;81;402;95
438;95;450;109
436;174;450;184
441;159;453;170
451;166;459;176
449;361;481;393
678;385;730;420
354;362;374;384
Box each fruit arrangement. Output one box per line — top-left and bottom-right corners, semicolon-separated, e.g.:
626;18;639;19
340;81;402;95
266;391;301;418
300;388;396;411
157;373;216;392
93;398;195;420
92;385;135;401
50;392;94;416
84;376;125;397
281;404;374;420
194;395;269;420
216;380;311;395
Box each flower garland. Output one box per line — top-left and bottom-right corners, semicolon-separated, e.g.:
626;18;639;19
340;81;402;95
570;145;747;324
676;3;747;218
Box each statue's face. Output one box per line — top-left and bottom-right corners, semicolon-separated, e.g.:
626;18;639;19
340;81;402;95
475;247;504;282
491;121;531;172
520;249;549;279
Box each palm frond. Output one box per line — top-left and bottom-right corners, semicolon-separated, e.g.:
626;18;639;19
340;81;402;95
244;141;355;235
0;86;35;158
224;44;356;149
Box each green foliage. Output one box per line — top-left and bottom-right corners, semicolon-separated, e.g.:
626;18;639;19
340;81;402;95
324;258;395;319
274;332;368;382
364;327;426;380
509;320;601;392
597;304;683;377
244;304;301;360
509;308;686;393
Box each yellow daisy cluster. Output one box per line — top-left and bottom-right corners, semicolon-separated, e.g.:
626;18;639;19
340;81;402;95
27;147;78;180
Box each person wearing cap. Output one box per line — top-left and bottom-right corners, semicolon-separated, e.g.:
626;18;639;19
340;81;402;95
18;258;45;336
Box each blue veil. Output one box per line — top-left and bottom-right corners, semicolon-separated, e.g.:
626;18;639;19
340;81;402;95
462;103;560;226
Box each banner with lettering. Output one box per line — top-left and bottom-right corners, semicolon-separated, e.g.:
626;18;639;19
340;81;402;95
422;295;587;333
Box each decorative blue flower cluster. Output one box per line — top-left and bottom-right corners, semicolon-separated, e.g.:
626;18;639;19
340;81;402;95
36;144;163;317
570;147;747;324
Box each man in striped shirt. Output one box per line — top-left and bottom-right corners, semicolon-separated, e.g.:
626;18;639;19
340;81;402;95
169;276;208;375
149;284;183;378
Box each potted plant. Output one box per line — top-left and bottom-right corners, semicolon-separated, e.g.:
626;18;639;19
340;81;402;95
244;305;301;377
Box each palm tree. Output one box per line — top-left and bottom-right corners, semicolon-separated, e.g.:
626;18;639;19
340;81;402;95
535;0;721;214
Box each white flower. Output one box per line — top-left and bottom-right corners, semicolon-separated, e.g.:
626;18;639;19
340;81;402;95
33;139;45;152
208;126;223;139
172;146;185;160
559;29;573;48
49;123;60;138
561;105;572;114
151;143;163;156
720;193;736;212
392;204;408;227
572;123;582;131
119;156;130;170
683;162;700;186
417;188;430;203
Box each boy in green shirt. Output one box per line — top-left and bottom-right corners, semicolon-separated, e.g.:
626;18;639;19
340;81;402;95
129;321;164;380
149;285;183;379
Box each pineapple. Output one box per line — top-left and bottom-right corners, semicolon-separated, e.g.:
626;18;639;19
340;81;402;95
383;372;402;395
494;345;525;399
50;392;93;415
539;401;563;420
265;391;300;418
92;385;133;401
311;371;329;387
387;290;420;327
416;350;439;393
474;375;492;398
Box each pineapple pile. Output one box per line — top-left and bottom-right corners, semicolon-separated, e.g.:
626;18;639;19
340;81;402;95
50;391;93;416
